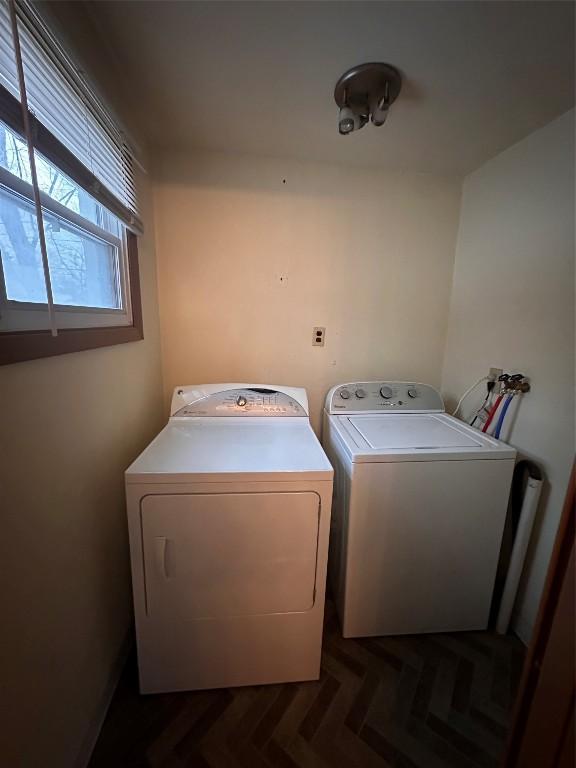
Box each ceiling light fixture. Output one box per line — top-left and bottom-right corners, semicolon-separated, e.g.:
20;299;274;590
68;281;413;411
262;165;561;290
334;62;402;136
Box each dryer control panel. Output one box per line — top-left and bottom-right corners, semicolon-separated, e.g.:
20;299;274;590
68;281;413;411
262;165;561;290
325;382;444;414
171;384;308;417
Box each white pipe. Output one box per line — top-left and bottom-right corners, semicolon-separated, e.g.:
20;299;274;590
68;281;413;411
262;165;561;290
496;476;543;634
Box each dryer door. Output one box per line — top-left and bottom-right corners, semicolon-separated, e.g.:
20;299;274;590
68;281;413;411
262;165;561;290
141;491;320;619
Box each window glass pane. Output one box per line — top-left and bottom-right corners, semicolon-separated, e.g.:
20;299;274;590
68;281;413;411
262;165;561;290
0;121;120;236
0;187;121;309
0;187;47;303
45;216;120;309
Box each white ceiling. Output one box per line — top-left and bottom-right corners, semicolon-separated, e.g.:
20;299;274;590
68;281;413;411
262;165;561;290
86;0;574;176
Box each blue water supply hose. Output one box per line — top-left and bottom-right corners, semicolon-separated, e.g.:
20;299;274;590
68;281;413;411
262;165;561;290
494;394;514;439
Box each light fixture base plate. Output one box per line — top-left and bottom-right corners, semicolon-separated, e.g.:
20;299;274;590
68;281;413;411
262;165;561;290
334;62;402;116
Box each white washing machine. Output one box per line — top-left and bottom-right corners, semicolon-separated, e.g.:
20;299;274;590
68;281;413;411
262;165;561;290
323;381;516;638
126;383;333;694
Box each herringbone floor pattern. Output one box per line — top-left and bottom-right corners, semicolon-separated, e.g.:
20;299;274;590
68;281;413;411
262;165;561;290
90;604;524;768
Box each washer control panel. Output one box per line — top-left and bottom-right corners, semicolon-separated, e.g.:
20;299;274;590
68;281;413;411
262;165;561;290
326;382;444;414
172;386;308;417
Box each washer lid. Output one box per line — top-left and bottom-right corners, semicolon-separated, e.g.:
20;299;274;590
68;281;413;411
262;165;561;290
328;412;516;462
349;414;481;449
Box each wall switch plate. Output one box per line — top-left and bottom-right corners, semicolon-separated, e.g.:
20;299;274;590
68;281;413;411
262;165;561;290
489;367;503;381
312;327;325;346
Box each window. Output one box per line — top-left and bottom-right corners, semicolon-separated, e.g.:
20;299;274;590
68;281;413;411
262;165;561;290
0;120;131;331
0;0;143;365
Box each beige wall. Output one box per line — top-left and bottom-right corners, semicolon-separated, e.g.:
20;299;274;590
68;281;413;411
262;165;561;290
442;109;575;643
154;151;462;431
0;6;164;768
0;174;163;768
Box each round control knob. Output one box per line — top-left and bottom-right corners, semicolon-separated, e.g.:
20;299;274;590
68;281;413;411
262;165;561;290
380;386;393;399
407;387;418;399
355;388;366;399
340;389;351;400
236;395;247;407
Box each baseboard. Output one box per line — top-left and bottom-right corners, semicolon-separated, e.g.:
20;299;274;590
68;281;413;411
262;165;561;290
73;629;134;768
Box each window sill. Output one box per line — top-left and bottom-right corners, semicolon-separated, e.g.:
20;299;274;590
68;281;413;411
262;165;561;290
0;323;144;365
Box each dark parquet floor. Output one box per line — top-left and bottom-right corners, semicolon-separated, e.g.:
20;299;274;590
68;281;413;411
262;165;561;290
89;603;525;768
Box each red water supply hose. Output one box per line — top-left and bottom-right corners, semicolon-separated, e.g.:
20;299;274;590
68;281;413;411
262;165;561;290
482;395;503;433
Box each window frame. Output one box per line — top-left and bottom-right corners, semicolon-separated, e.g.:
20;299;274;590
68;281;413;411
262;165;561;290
0;166;132;329
0;86;144;366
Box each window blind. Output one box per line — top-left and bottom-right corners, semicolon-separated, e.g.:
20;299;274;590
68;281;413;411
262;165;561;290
0;0;142;232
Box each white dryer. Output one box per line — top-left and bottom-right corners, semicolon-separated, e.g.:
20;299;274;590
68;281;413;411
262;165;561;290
323;381;516;638
126;383;333;694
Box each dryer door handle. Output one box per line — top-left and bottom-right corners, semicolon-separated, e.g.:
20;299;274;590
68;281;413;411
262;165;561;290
154;536;169;579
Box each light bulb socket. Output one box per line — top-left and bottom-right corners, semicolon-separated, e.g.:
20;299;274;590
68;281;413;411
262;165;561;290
370;105;389;126
338;106;360;135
